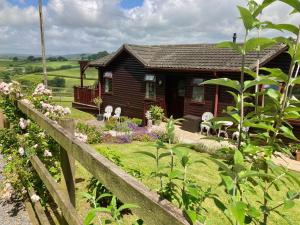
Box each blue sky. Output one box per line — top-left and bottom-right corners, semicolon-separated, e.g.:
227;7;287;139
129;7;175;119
8;0;143;9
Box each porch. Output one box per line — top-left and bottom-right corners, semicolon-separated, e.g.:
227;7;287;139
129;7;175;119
72;86;99;114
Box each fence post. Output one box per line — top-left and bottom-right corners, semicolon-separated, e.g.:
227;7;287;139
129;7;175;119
58;118;76;207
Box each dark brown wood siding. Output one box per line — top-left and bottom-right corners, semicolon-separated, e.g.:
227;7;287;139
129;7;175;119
99;51;165;119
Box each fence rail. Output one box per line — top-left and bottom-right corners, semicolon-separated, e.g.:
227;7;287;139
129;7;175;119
17;100;196;225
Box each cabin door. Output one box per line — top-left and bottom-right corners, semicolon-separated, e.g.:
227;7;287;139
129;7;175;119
166;77;185;118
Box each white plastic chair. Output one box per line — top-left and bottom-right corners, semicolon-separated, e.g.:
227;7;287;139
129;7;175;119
217;121;233;138
200;112;214;135
103;105;113;121
232;125;249;142
113;107;122;121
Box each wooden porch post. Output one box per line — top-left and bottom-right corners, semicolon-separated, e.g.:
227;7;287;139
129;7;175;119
213;71;219;117
98;68;102;98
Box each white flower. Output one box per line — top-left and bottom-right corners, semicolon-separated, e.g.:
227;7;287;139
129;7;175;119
19;118;30;130
33;83;52;96
145;111;152;120
24;133;29;137
75;132;88;143
5;183;12;190
43;149;52;157
18;147;25;156
33;144;38;149
30;194;40;203
64;107;71;115
38;132;45;138
7;156;12;161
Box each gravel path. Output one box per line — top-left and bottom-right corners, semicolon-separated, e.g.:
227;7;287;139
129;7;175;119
0;154;32;225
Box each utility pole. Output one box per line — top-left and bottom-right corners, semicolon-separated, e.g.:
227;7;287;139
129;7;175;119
38;0;48;87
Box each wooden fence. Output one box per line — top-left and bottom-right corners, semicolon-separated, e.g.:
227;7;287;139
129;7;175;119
15;100;198;225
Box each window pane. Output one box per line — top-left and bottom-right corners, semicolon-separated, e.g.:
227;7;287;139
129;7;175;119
192;86;204;102
145;74;156;82
192;78;204;86
105;78;112;93
146;82;156;99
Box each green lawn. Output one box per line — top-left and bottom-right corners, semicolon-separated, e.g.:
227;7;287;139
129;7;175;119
74;142;300;225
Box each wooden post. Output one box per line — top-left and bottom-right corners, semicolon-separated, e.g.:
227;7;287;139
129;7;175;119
0;110;4;129
213;71;219;117
58;118;76;207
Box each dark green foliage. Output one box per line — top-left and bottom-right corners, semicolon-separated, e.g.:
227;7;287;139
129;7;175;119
48;77;66;88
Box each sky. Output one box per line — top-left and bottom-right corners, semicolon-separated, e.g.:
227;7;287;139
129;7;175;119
0;0;299;55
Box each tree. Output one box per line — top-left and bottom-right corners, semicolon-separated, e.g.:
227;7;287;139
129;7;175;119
27;56;35;61
12;57;18;61
48;77;65;88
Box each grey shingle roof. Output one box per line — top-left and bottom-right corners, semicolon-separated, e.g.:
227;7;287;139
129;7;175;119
89;43;287;72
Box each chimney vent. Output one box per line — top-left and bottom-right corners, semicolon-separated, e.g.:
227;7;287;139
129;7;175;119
233;33;237;43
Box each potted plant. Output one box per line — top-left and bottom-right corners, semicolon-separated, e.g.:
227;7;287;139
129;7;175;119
93;97;103;121
289;143;300;162
149;105;164;125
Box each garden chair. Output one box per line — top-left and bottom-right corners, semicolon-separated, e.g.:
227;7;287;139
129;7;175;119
103;105;113;121
200;112;214;135
217;121;233;138
232;125;249;142
113;107;122;121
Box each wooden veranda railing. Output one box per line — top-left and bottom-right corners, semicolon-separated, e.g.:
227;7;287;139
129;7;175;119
14;100;197;225
74;86;99;105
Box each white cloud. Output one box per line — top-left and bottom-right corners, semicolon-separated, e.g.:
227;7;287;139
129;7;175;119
0;0;299;55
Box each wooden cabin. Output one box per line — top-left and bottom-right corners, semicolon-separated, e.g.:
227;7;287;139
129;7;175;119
73;43;294;122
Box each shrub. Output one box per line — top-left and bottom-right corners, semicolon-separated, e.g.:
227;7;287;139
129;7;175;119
105;118;118;130
149;105;164;124
76;122;103;144
131;118;143;126
48;77;66;88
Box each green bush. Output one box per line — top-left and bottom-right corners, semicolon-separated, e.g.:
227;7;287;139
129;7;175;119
149;105;164;124
76;122;103;144
131;118;143;126
48;77;66;88
105;118;118;130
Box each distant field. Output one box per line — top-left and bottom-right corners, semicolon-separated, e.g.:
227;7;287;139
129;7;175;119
0;59;78;72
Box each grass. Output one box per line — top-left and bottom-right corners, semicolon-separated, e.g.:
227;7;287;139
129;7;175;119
70;141;300;225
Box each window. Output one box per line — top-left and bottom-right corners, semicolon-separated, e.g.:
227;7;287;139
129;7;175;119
145;74;156;99
192;78;204;102
104;72;112;93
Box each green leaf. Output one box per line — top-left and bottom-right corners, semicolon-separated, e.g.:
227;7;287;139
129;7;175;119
253;0;276;16
135;151;156;159
280;125;299;141
230;201;247;225
245;37;276;52
158;152;171;160
184;210;198;225
264;22;299;35
217;41;243;54
234;150;244;166
243;121;275;131
202;78;241;92
84;210;96;225
118;203;139;212
291;77;300;85
283;199;295;210
244;68;258;79
244;77;278;90
209;157;234;177
247;206;261;218
221;175;234;192
261;67;289;83
237;6;254;30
